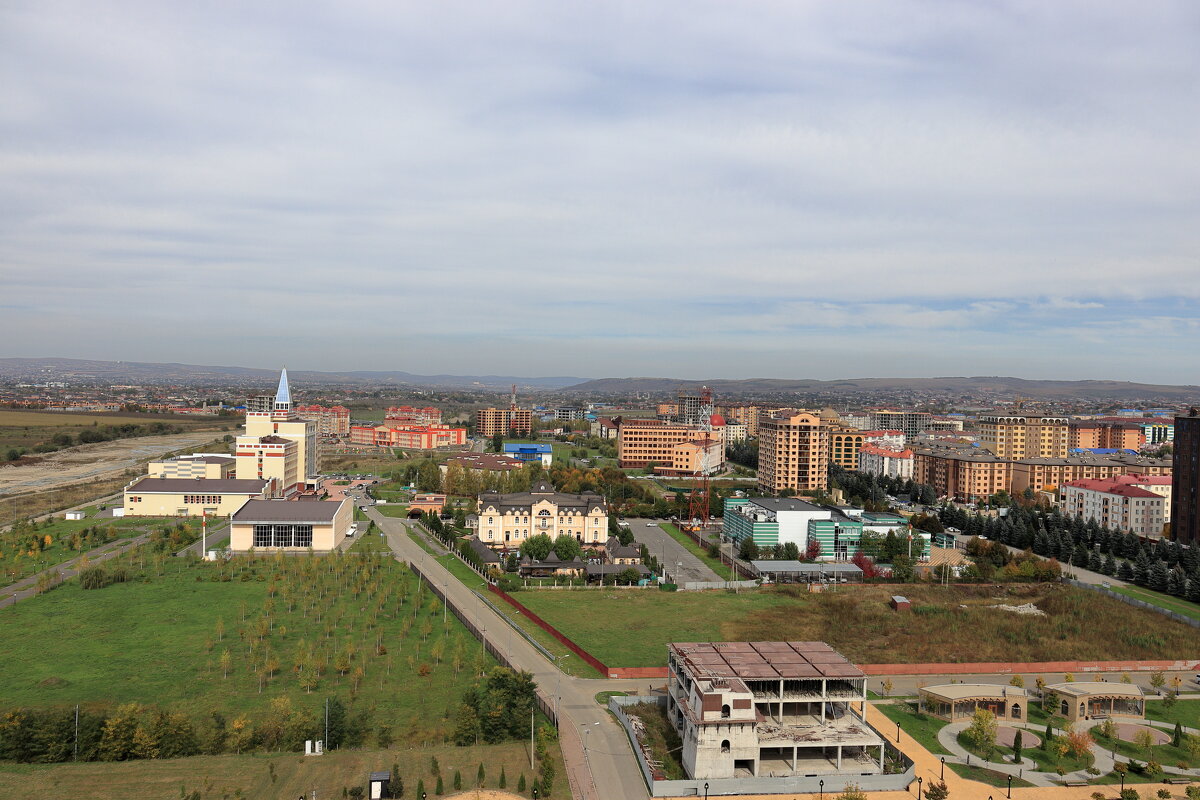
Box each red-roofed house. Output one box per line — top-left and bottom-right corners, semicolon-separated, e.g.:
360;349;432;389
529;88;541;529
1060;478;1167;536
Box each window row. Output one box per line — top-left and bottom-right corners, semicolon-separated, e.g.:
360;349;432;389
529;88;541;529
252;524;314;548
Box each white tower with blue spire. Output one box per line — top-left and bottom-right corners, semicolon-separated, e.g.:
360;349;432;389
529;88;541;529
236;367;319;495
274;368;292;414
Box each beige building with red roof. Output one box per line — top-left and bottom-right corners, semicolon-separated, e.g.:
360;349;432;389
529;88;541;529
1061;477;1168;536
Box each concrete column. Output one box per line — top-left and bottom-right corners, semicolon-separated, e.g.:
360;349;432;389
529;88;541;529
879;744;885;771
779;679;785;722
837;745;842;769
792;745;797;771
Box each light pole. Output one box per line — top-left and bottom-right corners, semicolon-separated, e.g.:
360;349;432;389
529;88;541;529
917;776;923;799
819;778;824;799
704;781;709;800
896;721;901;742
1006;774;1012;798
940;756;945;779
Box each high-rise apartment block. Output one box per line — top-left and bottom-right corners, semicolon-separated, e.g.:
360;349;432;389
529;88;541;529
476;407;533;437
756;411;828;495
1068;420;1144;451
867;410;931;441
979;414;1068;459
1172;410;1200;547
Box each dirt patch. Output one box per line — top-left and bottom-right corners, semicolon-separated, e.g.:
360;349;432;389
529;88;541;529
0;431;224;496
1115;723;1170;745
997;726;1039;748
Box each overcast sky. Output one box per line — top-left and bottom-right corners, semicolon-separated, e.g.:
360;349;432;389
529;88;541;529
3;1;1199;383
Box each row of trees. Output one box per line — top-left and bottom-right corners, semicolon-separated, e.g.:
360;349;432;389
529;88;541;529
0;696;371;763
943;502;1200;600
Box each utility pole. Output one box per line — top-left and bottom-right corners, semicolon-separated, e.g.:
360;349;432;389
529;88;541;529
325;698;329;750
530;707;536;769
74;704;79;761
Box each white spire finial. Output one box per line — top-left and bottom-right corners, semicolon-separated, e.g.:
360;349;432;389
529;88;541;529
275;368;291;407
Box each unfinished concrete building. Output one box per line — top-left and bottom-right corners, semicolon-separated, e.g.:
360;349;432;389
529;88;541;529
666;642;885;780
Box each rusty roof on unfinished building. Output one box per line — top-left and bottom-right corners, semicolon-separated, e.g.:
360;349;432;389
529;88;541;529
669;642;864;681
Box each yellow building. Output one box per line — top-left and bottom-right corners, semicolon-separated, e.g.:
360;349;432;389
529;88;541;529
476;480;608;549
123;477;269;517
476;406;533;437
979;414;1069;459
147;454;235;480
828;424;866;471
757;411;829;494
229;499;352;552
234;370;318;495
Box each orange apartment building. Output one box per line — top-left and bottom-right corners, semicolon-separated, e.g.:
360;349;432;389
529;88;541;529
385;406;442;425
617;419;725;475
912;443;1012;503
756;411;829;494
829;425;865;470
476;407;533;437
349;422;467;449
716;404;791;437
978;414;1069;459
1068;420;1145;450
1010;452;1172;495
294;404;351;436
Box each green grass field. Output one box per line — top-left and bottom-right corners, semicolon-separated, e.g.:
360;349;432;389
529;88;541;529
1109;584;1200;623
1093;728;1200;770
0;515;187;584
0;550;495;747
948;763;1036;788
1146;698;1200;728
657;522;734;580
0;740;567;799
513;583;1200;667
875;701;952;755
375;505;412;517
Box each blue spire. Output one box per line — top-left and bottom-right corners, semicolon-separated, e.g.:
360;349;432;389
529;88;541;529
275;368;291;407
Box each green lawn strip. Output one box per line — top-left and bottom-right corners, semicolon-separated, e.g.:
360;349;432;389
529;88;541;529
947;763;1036;788
435;554;488;592
374;505;412;518
1026;702;1070;730
595;691;627;705
1092;730;1200;769
405;530;439;556
484;593;606;680
1017;737;1094;774
656;522;734;580
1109;584;1200;623
1089;770;1167;785
0;551;493;743
874;701;952;756
515;588;786;668
1146;698;1200;729
347;533;391;553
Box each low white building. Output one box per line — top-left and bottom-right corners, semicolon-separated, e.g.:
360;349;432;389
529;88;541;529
857;444;914;480
1060;478;1166;537
667;641;884;779
229;499;352;552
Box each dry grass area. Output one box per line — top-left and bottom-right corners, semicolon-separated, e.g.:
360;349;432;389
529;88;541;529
0;474;133;528
0;741;560;800
516;583;1200;667
731;583;1198;664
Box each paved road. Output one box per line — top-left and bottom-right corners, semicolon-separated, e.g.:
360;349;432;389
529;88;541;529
366;507;648;800
626;518;723;584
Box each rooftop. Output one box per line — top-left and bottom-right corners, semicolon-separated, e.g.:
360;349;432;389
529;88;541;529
745;497;827;513
231;499;346;524
127;477;269;494
920;683;1028;701
1048;681;1143;698
751;561;864;575
670;641;865;681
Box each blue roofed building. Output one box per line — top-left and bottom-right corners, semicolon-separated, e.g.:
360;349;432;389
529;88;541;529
504;442;553;467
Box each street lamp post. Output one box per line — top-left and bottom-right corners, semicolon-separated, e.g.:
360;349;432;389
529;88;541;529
896;722;901;742
917;776;923;799
1007;774;1012;798
819;778;824;799
703;781;709;800
940;756;945;779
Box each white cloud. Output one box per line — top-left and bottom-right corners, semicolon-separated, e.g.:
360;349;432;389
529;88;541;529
1;1;1199;380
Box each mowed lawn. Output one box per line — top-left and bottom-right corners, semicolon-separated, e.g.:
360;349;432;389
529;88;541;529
515;583;1200;667
0;553;495;742
0;740;566;799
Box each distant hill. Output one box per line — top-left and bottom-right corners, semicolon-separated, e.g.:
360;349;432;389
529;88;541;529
0;358;586;391
562;375;1200;402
